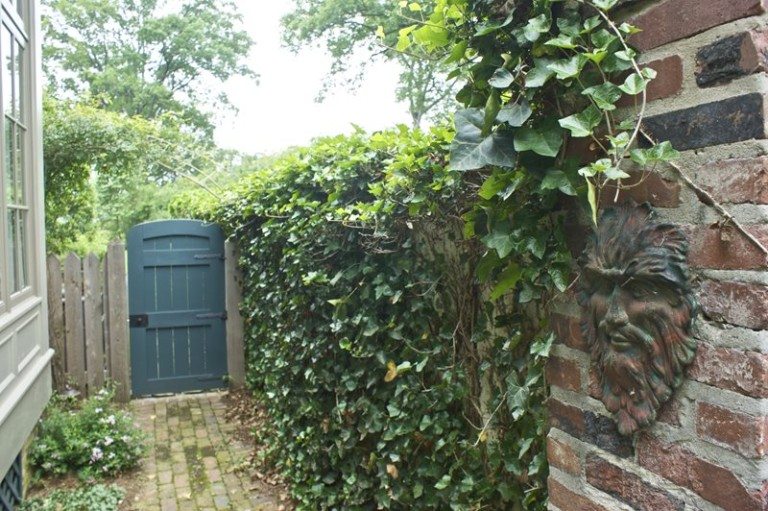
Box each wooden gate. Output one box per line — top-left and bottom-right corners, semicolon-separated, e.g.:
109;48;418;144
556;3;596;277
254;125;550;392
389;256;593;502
127;220;228;396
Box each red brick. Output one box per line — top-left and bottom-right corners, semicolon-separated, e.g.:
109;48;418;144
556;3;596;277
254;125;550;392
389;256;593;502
686;224;768;270
618;56;683;105
693;157;768;205
689;343;768;398
696;402;768;458
548;399;586;437
551;312;588;352
588;366;601;400
546;356;582;392
548;477;610;511
630;0;767;51
637;435;765;510
600;171;681;208
586;454;684;511
696;30;768;87
656;398;682;427
699;279;768;330
547;436;581;475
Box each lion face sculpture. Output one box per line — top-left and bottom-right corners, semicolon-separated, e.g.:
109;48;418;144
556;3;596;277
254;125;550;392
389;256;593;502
577;203;698;436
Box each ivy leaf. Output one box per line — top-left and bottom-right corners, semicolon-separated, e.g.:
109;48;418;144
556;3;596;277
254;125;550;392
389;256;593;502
548;265;569;292
482;225;514;258
558;105;602;138
619;73;647;95
525;59;555;88
489;67;514;88
544;34;577;49
435;475;451;490
549;55;587;80
523;14;550;42
586;179;598;225
514;123;563;158
490;263;522;300
450;109;517;170
475;10;515;36
651;141;680;161
497;99;532;127
582;82;622;111
593;0;619;10
540;170;576;196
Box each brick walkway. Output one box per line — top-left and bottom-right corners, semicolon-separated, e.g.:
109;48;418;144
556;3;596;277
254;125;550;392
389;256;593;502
127;392;281;511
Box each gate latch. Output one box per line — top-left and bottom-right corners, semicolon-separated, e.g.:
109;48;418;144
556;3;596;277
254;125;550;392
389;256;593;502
195;311;228;320
129;314;149;327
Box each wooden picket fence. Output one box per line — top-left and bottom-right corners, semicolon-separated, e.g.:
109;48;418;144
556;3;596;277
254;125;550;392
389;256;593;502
46;243;131;402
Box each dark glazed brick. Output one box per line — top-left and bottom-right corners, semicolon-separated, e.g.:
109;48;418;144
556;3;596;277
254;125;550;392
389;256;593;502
643;94;765;151
584;410;634;458
586;454;685;511
697;33;751;86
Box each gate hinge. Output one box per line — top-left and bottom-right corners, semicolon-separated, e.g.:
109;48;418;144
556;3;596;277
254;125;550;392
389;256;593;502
193;253;225;260
195;311;228;320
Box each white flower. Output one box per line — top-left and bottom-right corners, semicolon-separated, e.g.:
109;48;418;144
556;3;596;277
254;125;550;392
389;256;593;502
90;447;103;463
94;407;103;414
98;389;109;396
104;436;114;446
121;435;130;443
106;415;116;425
108;452;115;459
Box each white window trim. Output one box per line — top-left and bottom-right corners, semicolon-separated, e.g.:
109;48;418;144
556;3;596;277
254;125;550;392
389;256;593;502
0;0;43;321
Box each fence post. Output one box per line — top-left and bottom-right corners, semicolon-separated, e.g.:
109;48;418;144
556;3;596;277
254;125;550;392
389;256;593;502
46;255;66;392
83;253;104;394
225;241;246;389
63;253;85;394
105;242;130;402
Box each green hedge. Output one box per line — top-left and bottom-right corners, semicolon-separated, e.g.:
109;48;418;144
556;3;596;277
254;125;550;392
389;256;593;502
171;126;558;510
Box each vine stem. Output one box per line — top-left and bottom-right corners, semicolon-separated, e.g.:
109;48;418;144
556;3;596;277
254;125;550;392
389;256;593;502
640;129;768;263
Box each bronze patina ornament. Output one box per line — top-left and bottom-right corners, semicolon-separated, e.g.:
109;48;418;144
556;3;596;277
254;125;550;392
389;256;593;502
577;202;698;436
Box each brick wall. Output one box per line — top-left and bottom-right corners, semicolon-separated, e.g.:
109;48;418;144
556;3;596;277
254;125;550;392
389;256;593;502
546;1;768;510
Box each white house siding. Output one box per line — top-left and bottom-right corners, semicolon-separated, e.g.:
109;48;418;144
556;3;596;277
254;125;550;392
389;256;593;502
0;0;51;481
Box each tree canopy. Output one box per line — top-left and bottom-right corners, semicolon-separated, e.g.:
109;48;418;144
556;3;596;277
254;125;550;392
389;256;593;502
43;0;256;136
282;0;455;127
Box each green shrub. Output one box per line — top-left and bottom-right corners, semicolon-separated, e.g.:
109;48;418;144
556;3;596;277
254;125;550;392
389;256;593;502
172;126;564;509
20;484;125;511
29;386;146;480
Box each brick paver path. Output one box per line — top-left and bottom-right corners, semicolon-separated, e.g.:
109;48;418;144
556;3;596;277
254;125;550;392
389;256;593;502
127;392;281;511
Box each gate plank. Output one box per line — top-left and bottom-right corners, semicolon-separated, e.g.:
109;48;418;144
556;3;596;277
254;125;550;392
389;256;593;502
106;243;130;402
225;241;246;389
46;255;66;392
63;253;85;394
83;253;104;394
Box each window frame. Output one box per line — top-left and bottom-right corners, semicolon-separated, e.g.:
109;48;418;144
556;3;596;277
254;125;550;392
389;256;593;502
0;0;37;315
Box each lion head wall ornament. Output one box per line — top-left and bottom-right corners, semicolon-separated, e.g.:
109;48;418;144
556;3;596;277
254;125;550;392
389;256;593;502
577;202;698;436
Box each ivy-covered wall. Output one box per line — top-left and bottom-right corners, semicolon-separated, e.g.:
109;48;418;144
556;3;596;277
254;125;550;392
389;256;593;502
171;127;564;510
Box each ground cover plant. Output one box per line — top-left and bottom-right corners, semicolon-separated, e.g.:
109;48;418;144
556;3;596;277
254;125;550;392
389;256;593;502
20;484;125;511
29;386;146;481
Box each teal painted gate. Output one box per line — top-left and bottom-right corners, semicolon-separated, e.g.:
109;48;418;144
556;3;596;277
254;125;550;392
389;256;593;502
127;220;228;396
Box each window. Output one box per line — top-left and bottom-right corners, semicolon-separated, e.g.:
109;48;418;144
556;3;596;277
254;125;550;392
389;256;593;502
0;0;30;310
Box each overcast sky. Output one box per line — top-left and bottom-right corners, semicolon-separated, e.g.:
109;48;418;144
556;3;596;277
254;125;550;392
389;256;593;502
212;1;411;156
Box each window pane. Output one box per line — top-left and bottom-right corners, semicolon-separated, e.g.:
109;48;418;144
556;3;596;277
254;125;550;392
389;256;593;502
14;123;22;204
1;26;10;120
2;119;9;204
6;209;16;292
17;209;25;288
13;39;20;121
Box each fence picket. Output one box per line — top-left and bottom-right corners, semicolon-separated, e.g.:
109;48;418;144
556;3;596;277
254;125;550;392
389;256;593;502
46;255;66;392
84;254;104;392
106;243;130;402
63;253;86;394
225;241;246;389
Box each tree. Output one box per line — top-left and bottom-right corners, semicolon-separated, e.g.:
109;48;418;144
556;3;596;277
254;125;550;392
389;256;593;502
282;0;456;128
42;0;256;136
43;95;231;254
